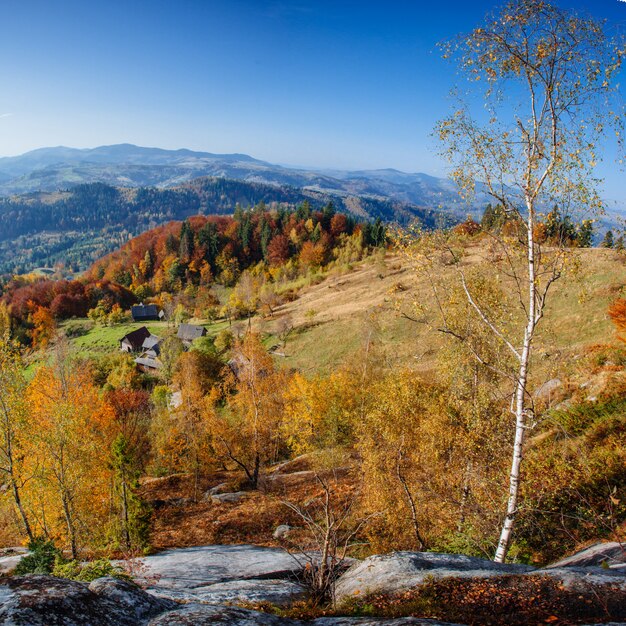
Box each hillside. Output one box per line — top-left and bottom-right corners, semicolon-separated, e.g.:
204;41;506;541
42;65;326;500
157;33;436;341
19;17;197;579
0;178;448;275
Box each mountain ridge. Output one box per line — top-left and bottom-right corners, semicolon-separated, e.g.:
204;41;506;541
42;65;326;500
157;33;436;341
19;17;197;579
0;143;482;218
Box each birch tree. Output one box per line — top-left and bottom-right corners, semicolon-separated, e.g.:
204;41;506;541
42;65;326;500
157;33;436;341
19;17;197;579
435;0;624;562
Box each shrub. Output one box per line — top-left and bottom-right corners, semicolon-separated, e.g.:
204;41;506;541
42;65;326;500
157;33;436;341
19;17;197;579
52;558;129;582
13;538;61;575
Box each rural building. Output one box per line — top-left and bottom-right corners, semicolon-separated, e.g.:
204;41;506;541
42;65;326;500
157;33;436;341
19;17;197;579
131;303;163;322
120;326;151;353
142;334;162;358
177;323;207;347
134;356;163;372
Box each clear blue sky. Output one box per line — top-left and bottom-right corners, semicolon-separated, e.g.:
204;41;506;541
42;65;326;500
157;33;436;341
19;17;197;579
0;0;624;200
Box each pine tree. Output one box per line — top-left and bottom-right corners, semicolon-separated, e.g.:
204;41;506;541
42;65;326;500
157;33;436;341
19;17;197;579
602;230;614;248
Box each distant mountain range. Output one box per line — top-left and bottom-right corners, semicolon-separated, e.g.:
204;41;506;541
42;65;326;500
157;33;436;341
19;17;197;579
0;143;480;218
0;143;621;275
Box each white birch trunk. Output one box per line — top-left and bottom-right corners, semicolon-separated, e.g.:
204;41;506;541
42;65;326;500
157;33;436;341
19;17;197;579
494;203;536;563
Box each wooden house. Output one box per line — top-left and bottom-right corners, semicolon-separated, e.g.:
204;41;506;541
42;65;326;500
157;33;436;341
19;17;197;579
131;303;162;322
120;326;151;353
177;323;207;347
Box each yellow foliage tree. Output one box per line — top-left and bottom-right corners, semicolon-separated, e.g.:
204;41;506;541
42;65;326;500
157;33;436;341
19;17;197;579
26;361;115;557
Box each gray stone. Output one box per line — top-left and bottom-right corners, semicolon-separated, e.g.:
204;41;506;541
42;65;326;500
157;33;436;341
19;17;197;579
211;491;249;504
533;566;626;591
534;378;562;401
548;542;626;569
148;605;463;626
205;482;230;498
273;524;293;539
0;547;28;574
89;577;177;619
134;544;302;590
334;551;535;603
323;616;449;625
0;574;173;626
148;578;306;606
148;604;301;625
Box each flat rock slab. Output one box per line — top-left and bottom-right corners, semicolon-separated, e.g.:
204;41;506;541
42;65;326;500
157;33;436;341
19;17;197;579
148;605;463;626
148;604;301;625
548;542;626;569
306;617;463;626
334;552;535;603
0;548;28;574
136;544;301;590
211;491;249;504
148;578;306;606
533;566;626;591
0;575;174;626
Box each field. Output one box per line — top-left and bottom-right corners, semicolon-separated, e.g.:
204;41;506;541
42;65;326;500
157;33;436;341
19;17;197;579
253;246;624;380
33;243;623;385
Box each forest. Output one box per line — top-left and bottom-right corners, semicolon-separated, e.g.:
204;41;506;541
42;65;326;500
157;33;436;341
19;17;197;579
0;177;438;275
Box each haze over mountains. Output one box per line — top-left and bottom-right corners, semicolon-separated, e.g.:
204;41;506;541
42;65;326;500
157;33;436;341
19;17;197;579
0;143;477;215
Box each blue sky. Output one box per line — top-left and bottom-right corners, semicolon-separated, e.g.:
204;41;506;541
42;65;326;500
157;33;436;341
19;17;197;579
0;0;625;200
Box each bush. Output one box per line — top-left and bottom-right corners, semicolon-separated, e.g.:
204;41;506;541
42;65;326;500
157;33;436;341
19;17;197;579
52;558;129;582
13;538;61;575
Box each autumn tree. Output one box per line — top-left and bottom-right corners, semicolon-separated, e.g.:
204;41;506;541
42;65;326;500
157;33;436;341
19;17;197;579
30;304;56;348
105;389;152;549
608;298;626;343
210;333;288;489
172;350;223;499
0;338;35;541
27;358;114;558
435;0;624;562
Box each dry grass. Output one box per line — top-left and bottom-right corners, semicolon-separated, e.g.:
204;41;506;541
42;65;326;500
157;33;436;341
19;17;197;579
253;245;624;379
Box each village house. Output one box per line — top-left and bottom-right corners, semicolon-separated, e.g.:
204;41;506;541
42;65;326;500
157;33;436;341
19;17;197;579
131;303;164;322
177;323;207;348
141;334;162;358
134;355;163;372
120;326;151;353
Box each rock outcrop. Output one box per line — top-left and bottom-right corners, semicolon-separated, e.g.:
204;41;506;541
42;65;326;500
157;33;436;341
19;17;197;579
334;551;534;603
136;544;306;606
2;545;626;625
548;541;626;569
0;575;174;626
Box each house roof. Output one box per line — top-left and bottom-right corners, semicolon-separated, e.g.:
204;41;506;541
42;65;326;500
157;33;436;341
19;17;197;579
135;356;162;370
177;323;207;342
132;304;159;319
120;326;151;350
142;335;162;350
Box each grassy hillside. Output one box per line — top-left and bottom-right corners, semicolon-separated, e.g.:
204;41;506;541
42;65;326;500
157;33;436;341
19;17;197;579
248;246;624;380
52;245;624;379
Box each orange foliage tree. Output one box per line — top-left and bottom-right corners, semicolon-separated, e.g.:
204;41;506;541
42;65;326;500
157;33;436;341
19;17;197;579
608;298;626;343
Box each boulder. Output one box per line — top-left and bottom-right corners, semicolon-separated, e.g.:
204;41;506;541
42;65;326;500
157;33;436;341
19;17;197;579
307;617;463;626
89;577;177;619
135;544;301;591
533;566;626;591
273;524;293;539
148;604;300;625
148;605;462;626
334;551;534;603
0;547;28;574
534;378;562;402
0;574;173;626
547;542;626;569
148;578;306;606
204;482;230;498
211;491;249;504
